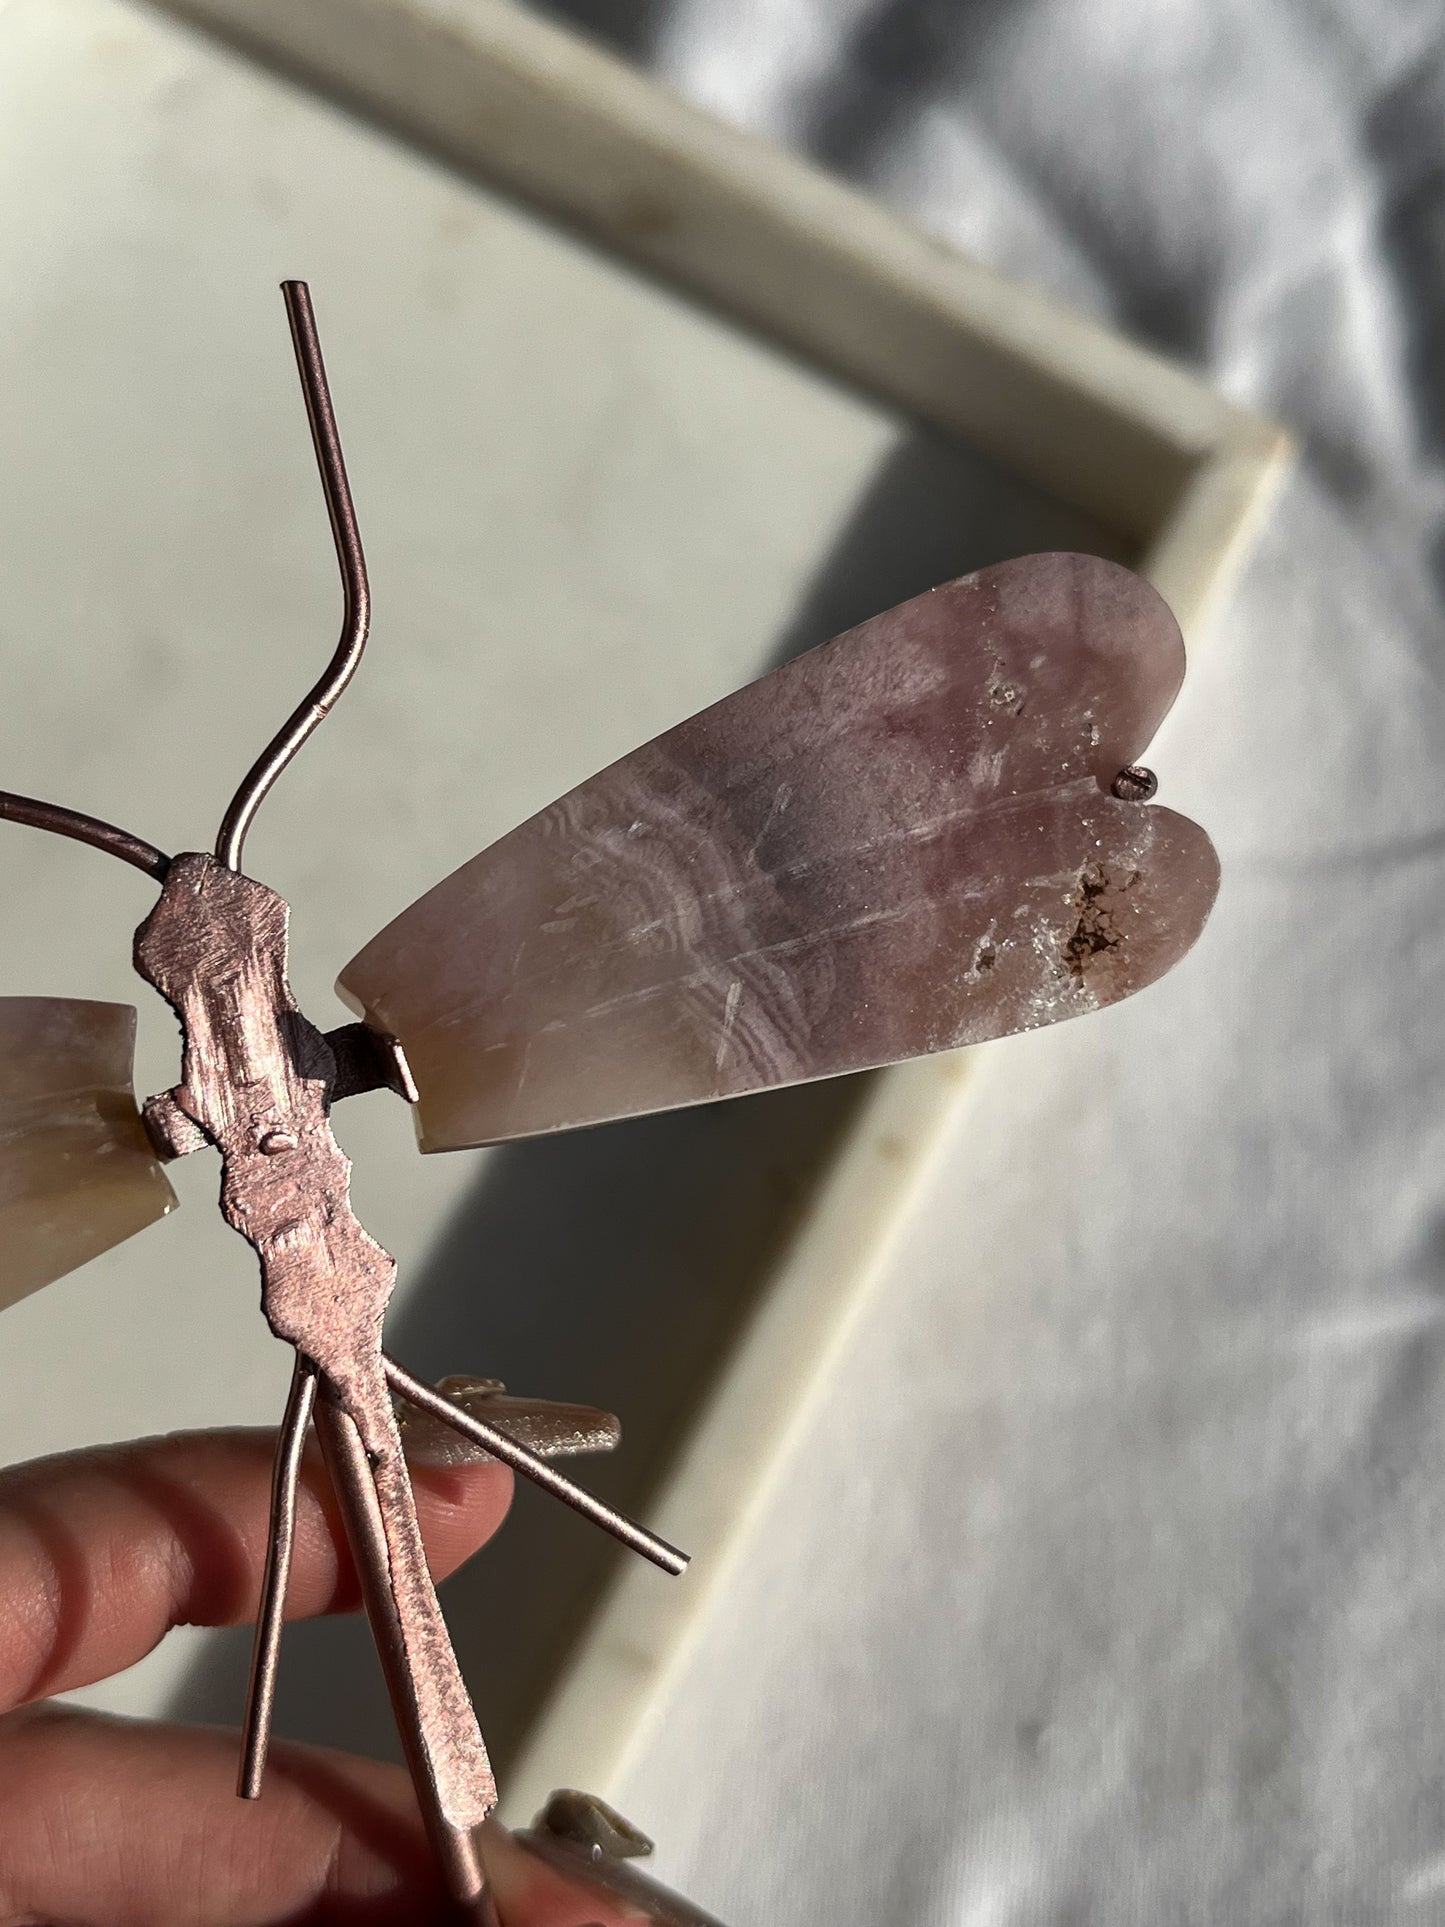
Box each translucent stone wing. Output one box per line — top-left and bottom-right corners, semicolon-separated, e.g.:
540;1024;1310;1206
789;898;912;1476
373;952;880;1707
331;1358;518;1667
338;553;1220;1151
0;998;178;1307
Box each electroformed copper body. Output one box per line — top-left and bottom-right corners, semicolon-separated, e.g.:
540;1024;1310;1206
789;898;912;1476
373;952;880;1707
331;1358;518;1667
135;851;499;1882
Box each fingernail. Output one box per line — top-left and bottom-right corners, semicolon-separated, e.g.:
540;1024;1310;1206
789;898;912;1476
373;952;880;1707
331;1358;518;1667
534;1788;653;1858
395;1376;621;1467
513;1790;730;1925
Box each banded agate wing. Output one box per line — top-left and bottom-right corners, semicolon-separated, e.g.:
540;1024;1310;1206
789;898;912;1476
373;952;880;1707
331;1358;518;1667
0;998;177;1307
338;553;1219;1151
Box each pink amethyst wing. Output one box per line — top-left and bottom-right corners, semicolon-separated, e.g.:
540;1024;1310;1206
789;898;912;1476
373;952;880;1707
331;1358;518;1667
0;997;178;1306
337;553;1219;1150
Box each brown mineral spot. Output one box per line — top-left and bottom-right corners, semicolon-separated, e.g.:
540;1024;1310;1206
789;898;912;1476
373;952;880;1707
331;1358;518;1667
974;941;998;973
1063;863;1140;979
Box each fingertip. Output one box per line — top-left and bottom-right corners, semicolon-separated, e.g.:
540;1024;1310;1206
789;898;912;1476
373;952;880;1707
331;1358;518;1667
0;1428;517;1713
405;1456;515;1580
482;1822;649;1926
0;1706;449;1923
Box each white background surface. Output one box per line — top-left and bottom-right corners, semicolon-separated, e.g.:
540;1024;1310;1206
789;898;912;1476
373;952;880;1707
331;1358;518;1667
8;0;1443;1921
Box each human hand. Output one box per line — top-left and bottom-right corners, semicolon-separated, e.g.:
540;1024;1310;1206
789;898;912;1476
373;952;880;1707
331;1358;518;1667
0;1426;652;1924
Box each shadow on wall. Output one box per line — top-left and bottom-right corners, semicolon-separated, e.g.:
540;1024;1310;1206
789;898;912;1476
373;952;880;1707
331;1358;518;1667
166;426;1125;1777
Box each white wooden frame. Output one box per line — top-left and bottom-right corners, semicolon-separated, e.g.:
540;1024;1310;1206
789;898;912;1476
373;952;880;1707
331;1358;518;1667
157;0;1293;1818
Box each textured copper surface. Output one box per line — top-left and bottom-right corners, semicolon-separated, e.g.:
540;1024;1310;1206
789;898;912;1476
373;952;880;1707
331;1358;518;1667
315;1395;493;1892
134;852;498;1834
339;552;1219;1152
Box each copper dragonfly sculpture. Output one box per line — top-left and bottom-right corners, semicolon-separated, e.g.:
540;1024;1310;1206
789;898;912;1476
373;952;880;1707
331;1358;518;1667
0;284;1220;1920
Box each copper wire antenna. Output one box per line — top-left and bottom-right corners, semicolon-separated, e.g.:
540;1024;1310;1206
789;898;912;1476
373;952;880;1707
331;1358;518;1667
216;281;370;872
0;282;363;884
0;788;169;878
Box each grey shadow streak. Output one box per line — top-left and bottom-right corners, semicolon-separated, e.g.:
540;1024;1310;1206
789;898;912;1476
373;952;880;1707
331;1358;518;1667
523;0;669;61
1364;51;1445;596
800;0;1026;185
798;0;1218;363
165;429;1122;1776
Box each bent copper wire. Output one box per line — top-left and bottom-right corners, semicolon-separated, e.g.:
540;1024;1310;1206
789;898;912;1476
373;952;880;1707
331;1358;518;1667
382;1355;687;1572
0;788;169;880
236;1351;317;1800
214;280;370;875
0;288;364;892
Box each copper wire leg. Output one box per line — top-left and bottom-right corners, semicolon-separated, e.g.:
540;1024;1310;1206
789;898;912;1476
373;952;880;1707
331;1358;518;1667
238;1352;318;1798
384;1354;688;1575
312;1394;496;1919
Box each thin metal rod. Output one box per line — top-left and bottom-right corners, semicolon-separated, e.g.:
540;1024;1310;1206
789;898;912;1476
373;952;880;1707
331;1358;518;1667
383;1355;689;1577
0;789;169;880
237;1353;318;1799
216;281;370;872
313;1396;498;1921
